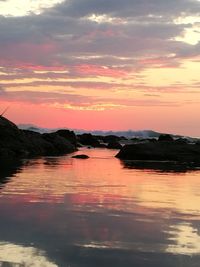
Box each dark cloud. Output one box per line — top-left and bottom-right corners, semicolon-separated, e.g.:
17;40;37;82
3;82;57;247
52;0;200;18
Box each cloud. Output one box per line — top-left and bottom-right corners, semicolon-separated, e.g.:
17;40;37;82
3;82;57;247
52;0;200;19
0;0;65;17
0;89;182;112
0;85;6;95
0;0;199;70
0;0;199;120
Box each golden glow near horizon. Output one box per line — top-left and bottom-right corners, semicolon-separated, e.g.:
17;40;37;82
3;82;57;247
142;60;200;86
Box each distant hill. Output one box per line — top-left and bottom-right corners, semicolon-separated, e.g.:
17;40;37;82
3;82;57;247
19;124;52;134
18;124;183;139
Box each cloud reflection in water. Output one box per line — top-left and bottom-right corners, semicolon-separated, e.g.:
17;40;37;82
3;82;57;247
0;242;58;267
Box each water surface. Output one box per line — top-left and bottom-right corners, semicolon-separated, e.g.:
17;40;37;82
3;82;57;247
0;148;200;266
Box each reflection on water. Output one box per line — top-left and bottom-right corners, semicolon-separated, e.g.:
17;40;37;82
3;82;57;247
167;223;200;255
122;159;200;173
0;148;200;266
0;242;57;267
0;161;23;189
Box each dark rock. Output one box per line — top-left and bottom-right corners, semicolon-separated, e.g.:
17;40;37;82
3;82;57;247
78;133;101;147
119;136;127;140
116;141;200;163
107;141;122;149
42;132;76;155
146;138;157;143
131;138;139;141
0;116;29;160
23;130;54;156
0;116;77;162
72;154;89;159
175;138;188;144
55;129;77;146
103;135;121;143
93;135;105;142
158;134;174;142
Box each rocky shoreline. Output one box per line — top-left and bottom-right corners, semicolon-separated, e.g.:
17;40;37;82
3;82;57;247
1;116;200;170
0;116;77;163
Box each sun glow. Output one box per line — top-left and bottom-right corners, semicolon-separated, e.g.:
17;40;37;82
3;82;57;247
0;0;64;17
174;16;200;45
86;14;127;25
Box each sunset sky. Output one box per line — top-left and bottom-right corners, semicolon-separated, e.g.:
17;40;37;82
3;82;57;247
0;0;200;136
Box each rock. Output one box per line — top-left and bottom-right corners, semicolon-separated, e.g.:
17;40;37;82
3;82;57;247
23;130;54;156
195;140;200;145
0;116;77;162
55;129;77;146
72;154;89;159
93;135;104;142
131;137;139;141
107;141;122;149
119;136;127;140
103;135;121;143
116;141;200;163
78;133;101;147
146;138;157;143
0;116;29;160
158;134;174;142
175;138;188;144
42;132;76;155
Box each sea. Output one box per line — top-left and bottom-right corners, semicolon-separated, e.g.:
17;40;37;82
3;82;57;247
0;148;200;267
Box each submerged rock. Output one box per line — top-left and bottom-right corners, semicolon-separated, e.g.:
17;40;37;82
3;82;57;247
72;154;89;159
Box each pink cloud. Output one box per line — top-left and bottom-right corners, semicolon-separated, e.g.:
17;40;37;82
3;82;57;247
74;64;127;77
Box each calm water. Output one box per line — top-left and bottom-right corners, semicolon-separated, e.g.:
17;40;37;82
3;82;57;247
0;148;200;267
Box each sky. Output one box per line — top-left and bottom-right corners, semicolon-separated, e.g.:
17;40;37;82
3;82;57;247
0;0;200;136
